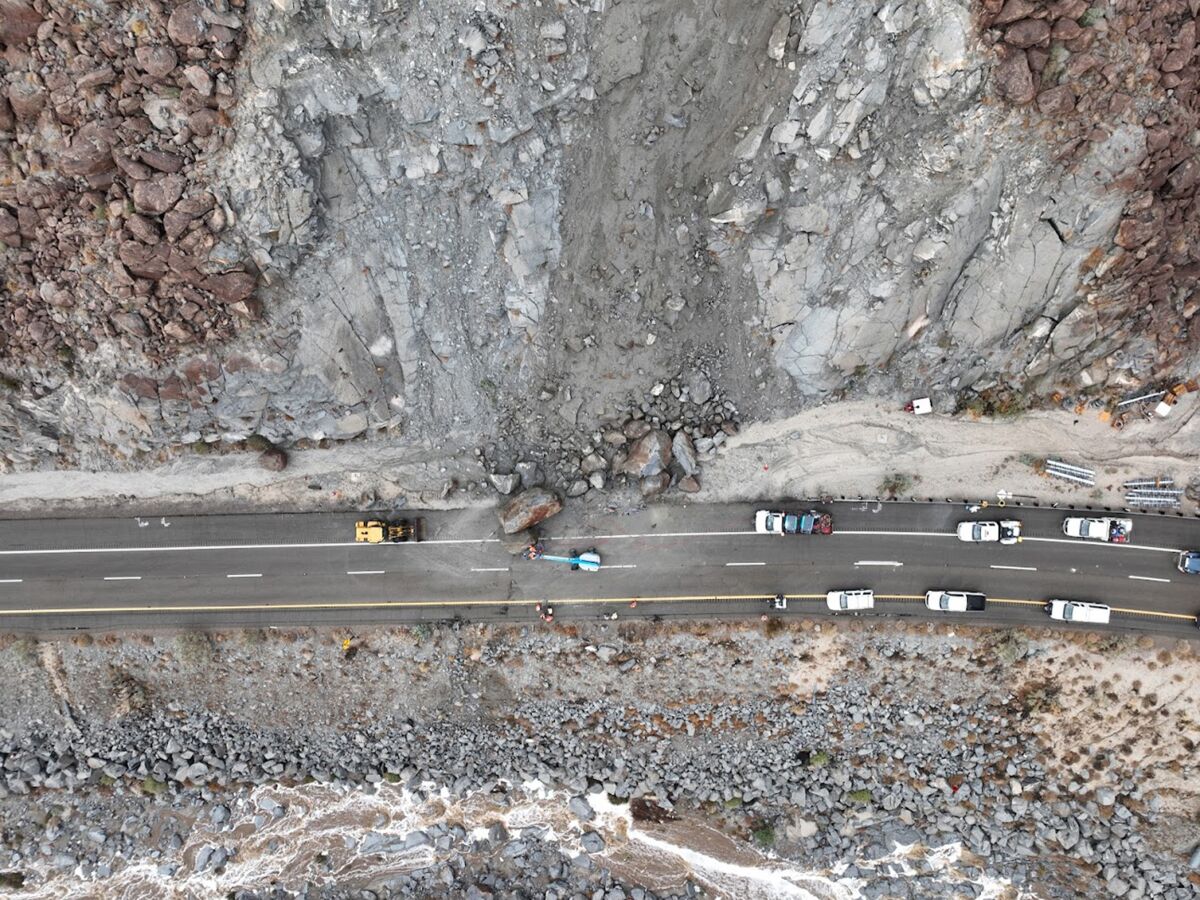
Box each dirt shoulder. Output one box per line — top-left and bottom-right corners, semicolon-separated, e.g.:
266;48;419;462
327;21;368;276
0;398;1196;518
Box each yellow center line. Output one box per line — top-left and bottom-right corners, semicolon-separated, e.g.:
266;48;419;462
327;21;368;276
0;592;1193;623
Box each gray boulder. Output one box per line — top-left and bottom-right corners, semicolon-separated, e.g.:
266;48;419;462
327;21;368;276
569;796;595;821
580;831;606;853
489;472;521;495
672;431;698;476
624;430;672;477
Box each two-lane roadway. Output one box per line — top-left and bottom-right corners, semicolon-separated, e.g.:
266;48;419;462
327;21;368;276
0;502;1196;635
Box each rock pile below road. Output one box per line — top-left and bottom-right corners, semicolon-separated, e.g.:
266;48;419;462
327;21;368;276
0;623;1197;896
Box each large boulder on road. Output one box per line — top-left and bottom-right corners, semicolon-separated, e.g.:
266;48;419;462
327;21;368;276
498;488;562;534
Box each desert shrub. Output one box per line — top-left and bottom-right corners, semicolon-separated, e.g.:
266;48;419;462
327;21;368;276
11;637;38;665
878;473;917;498
109;667;150;713
175;631;212;665
752;824;776;848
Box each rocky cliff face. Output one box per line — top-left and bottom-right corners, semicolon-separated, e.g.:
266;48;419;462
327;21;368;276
0;0;1197;480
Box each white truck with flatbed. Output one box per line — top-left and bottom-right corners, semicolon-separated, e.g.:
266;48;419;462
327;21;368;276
1062;517;1132;543
956;520;1022;544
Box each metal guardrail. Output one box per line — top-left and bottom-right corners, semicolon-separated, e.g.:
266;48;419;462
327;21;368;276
1123;478;1175;489
1125;496;1182;508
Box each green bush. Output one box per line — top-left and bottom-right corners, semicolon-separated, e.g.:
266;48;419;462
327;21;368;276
244;434;273;452
847;789;872;804
752;825;776;848
141;776;166;796
809;750;830;767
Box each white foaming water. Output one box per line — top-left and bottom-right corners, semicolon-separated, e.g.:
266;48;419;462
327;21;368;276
14;783;1033;899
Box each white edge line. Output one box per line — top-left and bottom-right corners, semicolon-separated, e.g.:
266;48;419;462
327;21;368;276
1128;575;1170;583
0;578;24;583
550;530;756;541
837;531;954;538
603;564;637;569
990;565;1038;572
226;573;262;579
855;561;903;567
469;567;510;573
102;576;142;581
346;570;386;576
1022;536;1181;553
725;561;766;567
0;538;501;557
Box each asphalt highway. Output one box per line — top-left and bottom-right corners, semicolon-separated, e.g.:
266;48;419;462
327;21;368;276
0;502;1196;635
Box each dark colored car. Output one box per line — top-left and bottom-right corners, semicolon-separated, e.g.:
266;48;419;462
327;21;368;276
1178;551;1200;575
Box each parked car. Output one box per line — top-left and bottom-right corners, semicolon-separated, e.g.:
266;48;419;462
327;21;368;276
1177;551;1200;575
924;590;987;612
754;509;833;535
1045;599;1111;624
1062;517;1132;543
826;589;874;612
956;520;1022;544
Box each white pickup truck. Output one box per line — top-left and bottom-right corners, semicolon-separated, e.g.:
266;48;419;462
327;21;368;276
925;590;987;612
1062;517;1132;543
956;520;1022;545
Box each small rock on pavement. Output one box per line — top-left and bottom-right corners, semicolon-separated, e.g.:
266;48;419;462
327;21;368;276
515;460;543;488
580;831;606;853
498;488;563;534
677;475;701;493
489;472;521;495
567;479;589;498
259;448;288;471
569;796;596;821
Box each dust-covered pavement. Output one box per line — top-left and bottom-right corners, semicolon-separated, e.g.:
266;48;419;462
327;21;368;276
1;621;1198;898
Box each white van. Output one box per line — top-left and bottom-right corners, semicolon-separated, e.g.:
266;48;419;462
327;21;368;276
1045;599;1111;625
826;589;874;612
